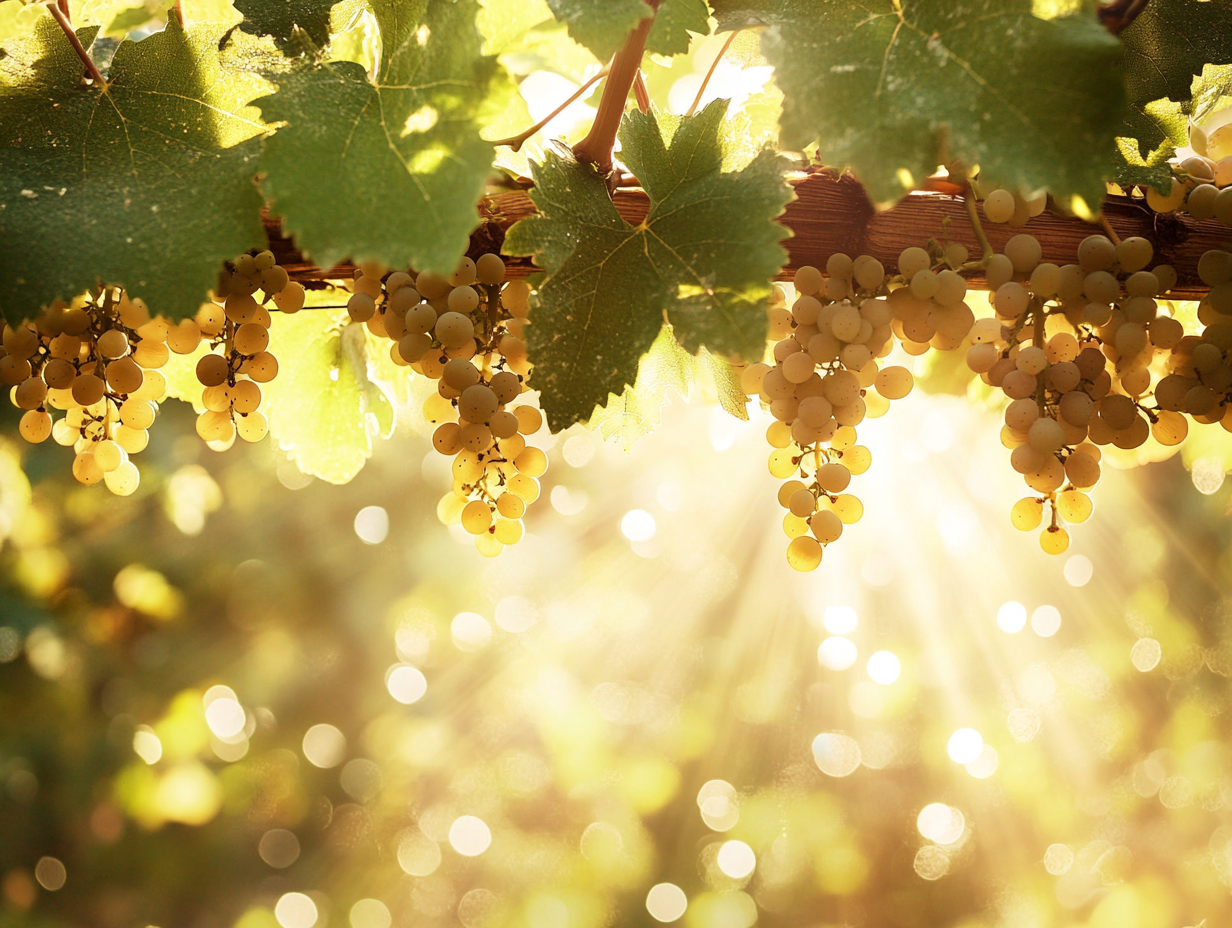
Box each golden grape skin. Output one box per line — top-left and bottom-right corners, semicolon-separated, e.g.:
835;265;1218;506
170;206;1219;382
1011;497;1043;531
1040;526;1070;555
787;535;823;572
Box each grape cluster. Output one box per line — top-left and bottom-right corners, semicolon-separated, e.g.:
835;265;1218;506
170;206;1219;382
965;231;1189;553
182;250;302;449
352;252;544;558
741;255;917;572
0;289;171;495
1142;143;1232;223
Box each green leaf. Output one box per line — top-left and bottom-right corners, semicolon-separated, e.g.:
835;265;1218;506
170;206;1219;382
1121;0;1232;111
544;0;646;60
544;0;709;60
478;0;554;54
504;100;789;432
235;0;334;50
262;306;392;484
254;0;501;274
646;0;711;57
588;324;695;447
1113;136;1175;190
711;0;1125;208
588;327;748;449
0;20;266;324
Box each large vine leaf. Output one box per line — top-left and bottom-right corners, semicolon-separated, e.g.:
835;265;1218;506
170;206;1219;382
235;0;334;50
254;0;501;275
503;100;790;432
647;0;710;57
0;20;267;324
262;305;393;484
712;0;1124;208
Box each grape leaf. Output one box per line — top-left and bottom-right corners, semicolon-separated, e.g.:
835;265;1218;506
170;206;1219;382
0;20;267;324
711;0;1124;208
503;100;789;432
235;0;334;50
254;0;500;275
647;0;710;57
262;305;393;484
544;0;647;60
588;326;748;449
1118;1;1232;157
1113;136;1175;190
545;0;709;60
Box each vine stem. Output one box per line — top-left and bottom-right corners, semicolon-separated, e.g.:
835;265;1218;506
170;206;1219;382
686;29;740;118
962;186;994;262
572;1;660;174
1098;212;1122;245
633;70;650;114
491;66;609;152
46;1;107;87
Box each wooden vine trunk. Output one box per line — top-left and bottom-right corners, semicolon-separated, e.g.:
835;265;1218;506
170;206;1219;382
266;171;1230;299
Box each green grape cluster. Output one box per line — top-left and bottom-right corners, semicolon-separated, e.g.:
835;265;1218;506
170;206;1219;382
185;250;301;449
964;231;1194;553
0;289;172;495
740;255;917;572
354;253;545;558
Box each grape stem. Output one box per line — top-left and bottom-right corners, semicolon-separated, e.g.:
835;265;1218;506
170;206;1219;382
572;1;661;175
961;185;994;263
1097;212;1122;245
686;29;741;117
46;1;107;88
633;69;651;114
491;66;610;152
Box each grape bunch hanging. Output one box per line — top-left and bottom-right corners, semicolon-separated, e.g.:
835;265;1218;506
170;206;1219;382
349;252;547;558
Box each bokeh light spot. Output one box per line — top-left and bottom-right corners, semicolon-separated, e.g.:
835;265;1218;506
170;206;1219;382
562;434;594;467
350;898;392;928
697;780;739;831
449;815;491;856
621;509;656;542
996;601;1027;633
645;883;688;922
354;506;389;544
302;724;347;769
397;828;441;876
1043;843;1074;875
716;840;756;878
386;664;428;704
132;725;162;764
1030;605;1062;637
275;892;318;928
258;829;301;869
917;803;965;845
913;845;950;880
34;857;65;891
812;732;861;777
947;728;984;764
1131;638;1162;672
965;745;998;779
204;697;246;740
451;612;492;651
822;605;858;635
340;758;382;802
1063;554;1093;587
866;650;901;684
818;636;858;671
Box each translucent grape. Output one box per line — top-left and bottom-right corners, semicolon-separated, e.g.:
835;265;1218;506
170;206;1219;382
786;535;823;572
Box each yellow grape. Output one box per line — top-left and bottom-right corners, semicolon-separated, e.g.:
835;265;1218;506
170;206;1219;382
777;479;807;508
768;449;797;479
507;474;540;503
1040;525;1070;555
461;500;493;535
1056;488;1093;524
783;513;809;539
842;445;872;475
1010;497;1043;531
786;535;823;572
809;509;842;544
437;492;467;526
829;494;864;524
475;533;504;558
494;519;523;545
496;492;525;519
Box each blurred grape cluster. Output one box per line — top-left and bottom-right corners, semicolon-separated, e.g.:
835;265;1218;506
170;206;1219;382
2;389;1232;928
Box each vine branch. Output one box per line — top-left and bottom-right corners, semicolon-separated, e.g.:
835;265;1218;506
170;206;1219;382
686;29;740;118
572;1;660;174
492;66;609;152
46;1;107;87
1098;0;1149;34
